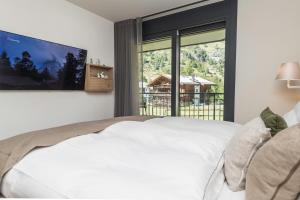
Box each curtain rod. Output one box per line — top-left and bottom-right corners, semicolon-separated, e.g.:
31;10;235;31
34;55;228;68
142;0;211;20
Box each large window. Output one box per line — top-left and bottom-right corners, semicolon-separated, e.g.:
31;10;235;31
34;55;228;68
141;1;237;121
179;29;225;120
139;28;226;120
140;38;172;116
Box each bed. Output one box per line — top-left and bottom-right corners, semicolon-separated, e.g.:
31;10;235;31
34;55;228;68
0;117;245;199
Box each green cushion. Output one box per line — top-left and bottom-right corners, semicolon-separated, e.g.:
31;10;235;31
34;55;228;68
260;107;287;136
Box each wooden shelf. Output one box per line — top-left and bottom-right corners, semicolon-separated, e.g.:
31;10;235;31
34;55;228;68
85;64;113;92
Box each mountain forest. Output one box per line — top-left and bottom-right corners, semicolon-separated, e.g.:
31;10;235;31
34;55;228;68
141;41;225;93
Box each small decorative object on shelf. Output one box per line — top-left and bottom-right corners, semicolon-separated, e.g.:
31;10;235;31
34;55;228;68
89;58;93;64
97;71;101;78
85;64;113;92
97;58;101;65
100;71;108;79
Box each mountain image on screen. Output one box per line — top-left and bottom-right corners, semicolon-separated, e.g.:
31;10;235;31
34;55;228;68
0;30;87;90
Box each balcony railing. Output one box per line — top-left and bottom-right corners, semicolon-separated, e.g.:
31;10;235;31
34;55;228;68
140;92;224;120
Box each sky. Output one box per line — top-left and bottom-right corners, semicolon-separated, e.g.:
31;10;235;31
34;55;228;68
0;30;86;71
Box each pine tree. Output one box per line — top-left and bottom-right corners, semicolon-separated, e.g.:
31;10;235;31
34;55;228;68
76;50;87;88
60;53;78;89
14;51;40;81
41;67;52;80
0;51;12;73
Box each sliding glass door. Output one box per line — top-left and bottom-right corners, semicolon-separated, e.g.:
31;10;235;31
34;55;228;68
139;37;172;116
179;28;225;120
139;24;226;120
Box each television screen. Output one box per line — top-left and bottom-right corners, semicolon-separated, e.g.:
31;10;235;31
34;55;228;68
0;30;87;90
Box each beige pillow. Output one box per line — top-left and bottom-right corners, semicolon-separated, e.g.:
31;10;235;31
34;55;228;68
246;124;300;200
224;117;271;191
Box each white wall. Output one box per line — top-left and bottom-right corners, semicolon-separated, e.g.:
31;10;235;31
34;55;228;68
1;0;299;136
235;0;300;123
0;0;114;139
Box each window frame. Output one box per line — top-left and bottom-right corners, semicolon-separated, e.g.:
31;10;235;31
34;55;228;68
142;0;238;121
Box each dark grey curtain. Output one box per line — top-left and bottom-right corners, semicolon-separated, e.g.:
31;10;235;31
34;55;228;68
114;19;139;117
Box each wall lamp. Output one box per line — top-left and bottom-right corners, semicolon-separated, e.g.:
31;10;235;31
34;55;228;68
276;62;300;89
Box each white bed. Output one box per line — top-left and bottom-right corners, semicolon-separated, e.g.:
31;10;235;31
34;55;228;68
1;117;243;199
218;184;245;200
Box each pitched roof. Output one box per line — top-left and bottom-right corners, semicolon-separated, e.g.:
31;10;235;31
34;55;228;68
148;74;215;86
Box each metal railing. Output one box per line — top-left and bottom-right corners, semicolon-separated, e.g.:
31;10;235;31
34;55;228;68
139;92;224;120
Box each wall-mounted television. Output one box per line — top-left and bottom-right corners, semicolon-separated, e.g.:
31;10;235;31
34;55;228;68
0;30;87;90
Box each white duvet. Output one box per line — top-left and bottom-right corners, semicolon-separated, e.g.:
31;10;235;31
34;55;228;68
1;117;240;199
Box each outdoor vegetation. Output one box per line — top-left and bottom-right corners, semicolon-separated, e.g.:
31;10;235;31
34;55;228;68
180;42;225;93
140;40;225;119
141;41;225;93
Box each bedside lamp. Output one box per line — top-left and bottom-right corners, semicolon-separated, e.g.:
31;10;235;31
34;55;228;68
276;62;300;89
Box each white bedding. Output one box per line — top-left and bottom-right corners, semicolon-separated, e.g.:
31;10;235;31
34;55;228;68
217;184;245;200
1;117;240;199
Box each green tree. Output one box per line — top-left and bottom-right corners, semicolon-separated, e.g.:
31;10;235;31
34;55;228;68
141;41;225;94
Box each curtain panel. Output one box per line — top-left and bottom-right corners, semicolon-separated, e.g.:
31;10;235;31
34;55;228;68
114;19;140;116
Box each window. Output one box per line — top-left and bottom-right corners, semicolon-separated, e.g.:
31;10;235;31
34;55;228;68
140;38;172;116
139;28;226;120
179;29;225;120
141;1;237;121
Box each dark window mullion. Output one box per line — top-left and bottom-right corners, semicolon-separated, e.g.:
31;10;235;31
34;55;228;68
171;30;180;116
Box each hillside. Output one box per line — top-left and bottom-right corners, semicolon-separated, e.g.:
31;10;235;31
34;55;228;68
141;41;225;93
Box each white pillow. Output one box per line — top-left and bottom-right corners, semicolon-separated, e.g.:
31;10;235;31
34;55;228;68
224;117;271;192
284;101;300;127
295;101;300;121
283;110;298;127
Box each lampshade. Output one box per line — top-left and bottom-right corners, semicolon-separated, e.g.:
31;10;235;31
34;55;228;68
276;62;300;80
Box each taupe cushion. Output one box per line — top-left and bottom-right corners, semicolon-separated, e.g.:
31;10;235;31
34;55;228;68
246;124;300;200
224;117;271;191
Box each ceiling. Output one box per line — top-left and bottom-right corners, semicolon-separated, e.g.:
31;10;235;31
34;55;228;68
66;0;216;22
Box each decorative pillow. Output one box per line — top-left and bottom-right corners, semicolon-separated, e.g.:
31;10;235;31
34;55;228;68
295;101;300;121
246;124;300;200
260;107;287;136
284;109;298;127
224;117;271;191
284;101;300;127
